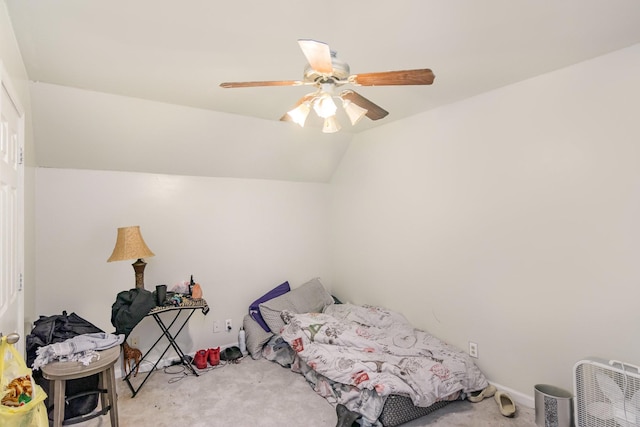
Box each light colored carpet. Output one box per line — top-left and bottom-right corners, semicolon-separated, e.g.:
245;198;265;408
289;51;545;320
83;356;538;426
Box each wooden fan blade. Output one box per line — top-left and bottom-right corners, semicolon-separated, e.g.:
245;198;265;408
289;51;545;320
341;90;389;121
220;80;303;88
298;39;333;74
350;69;435;86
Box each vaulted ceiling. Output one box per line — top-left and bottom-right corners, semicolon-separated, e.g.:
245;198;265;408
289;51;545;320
5;0;640;181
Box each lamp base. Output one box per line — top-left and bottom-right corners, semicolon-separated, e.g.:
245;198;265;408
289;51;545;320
132;258;147;289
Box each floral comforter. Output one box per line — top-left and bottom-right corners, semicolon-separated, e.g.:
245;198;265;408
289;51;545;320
277;303;488;425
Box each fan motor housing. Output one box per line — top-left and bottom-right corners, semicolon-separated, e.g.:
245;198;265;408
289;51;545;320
303;51;350;83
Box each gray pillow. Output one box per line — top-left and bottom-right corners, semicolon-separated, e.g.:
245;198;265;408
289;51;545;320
243;314;273;359
259;277;333;333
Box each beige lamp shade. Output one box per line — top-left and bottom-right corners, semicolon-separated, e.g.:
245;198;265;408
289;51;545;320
108;226;155;289
107;226;155;262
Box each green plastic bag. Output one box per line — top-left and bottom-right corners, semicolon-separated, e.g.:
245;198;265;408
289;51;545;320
0;336;48;427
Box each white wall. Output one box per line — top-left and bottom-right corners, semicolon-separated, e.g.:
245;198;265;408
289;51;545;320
29;82;352;183
331;44;640;398
36;168;331;364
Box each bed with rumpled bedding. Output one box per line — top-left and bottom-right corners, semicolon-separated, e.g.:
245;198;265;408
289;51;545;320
262;303;488;426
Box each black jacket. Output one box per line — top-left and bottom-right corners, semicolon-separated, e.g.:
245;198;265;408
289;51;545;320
111;288;156;338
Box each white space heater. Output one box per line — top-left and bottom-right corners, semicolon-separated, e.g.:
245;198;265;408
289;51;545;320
574;358;640;427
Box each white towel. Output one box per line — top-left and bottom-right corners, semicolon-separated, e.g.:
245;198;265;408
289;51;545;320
33;332;124;370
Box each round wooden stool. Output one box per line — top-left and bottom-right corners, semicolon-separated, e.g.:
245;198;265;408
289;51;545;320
41;345;120;427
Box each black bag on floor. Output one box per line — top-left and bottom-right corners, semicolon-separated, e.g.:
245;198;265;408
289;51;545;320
26;311;104;421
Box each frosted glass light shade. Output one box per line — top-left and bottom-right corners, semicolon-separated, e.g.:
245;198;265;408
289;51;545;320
322;116;341;133
313;93;337;118
343;99;368;125
287;102;311;127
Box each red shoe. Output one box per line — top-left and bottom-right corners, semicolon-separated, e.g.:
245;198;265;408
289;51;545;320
207;347;220;366
194;349;208;369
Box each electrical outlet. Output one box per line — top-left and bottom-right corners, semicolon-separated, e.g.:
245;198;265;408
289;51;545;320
213;320;221;333
130;336;139;348
225;319;232;332
469;342;478;358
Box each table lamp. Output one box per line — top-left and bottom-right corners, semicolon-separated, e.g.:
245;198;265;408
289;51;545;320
107;226;155;289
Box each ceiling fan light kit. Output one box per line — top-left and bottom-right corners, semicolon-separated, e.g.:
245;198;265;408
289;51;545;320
220;39;435;133
284;85;369;133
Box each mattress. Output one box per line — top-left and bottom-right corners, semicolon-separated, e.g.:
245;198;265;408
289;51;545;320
379;395;451;427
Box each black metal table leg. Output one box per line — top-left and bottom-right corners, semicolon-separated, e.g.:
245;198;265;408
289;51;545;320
123;300;208;397
151;311;199;376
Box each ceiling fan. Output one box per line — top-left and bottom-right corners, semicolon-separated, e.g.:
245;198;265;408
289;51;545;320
220;39;435;133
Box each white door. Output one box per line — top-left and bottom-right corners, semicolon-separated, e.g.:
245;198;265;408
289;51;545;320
0;64;25;349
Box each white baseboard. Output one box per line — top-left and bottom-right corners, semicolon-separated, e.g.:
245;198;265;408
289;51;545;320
490;382;535;409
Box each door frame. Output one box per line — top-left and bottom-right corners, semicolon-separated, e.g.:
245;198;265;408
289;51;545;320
0;60;25;352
